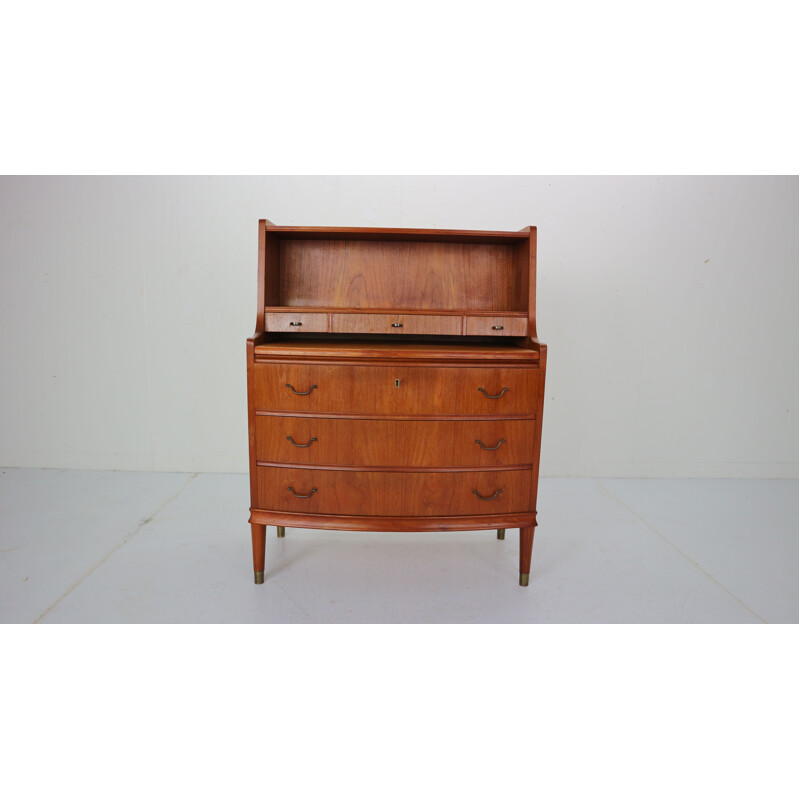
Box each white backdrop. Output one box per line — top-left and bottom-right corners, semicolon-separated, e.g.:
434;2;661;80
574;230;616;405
0;175;796;477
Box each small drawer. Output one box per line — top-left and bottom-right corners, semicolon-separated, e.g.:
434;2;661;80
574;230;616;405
265;312;329;333
256;466;532;516
330;313;461;335
464;315;527;336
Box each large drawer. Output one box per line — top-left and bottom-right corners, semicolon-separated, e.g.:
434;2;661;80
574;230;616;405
252;363;539;416
256;416;536;467
256;466;532;516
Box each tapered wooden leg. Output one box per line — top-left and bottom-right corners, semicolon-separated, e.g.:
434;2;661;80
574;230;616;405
251;523;266;584
519;525;535;586
277;525;285;538
497;528;505;540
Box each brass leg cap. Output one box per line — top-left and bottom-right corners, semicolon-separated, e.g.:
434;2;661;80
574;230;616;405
497;528;506;540
519;573;530;587
254;571;265;584
277;526;285;538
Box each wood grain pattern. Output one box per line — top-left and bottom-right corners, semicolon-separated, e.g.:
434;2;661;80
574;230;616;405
254;339;538;362
331;313;461;335
247;221;547;585
464;315;528;336
248;509;537;531
256;466;532;516
255;416;536;468
253;363;540;416
265;311;330;333
528;344;547;514
279;239;525;310
520;525;535;576
251;523;266;573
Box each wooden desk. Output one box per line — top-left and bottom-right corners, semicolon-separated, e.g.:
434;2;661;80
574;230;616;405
247;222;547;586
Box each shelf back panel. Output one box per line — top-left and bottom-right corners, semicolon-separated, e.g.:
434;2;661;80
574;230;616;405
278;239;525;311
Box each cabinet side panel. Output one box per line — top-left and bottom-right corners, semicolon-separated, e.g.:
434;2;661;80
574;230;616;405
264;228;281;307
528;227;537;338
247;339;258;507
515;232;531;333
256;220;266;331
529;347;546;514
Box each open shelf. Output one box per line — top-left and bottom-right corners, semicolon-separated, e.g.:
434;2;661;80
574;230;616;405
259;223;536;340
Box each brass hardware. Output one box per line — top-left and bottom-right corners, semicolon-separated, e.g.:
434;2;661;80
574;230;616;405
286;383;317;395
473;488;502;500
497;528;506;540
277;526;285;538
287;486;317;498
254;571;264;584
286;435;317;448
395;379;400;388
289;321;303;326
391;323;403;328
491;325;504;330
475;438;505;451
519;573;530;587
478;387;509;399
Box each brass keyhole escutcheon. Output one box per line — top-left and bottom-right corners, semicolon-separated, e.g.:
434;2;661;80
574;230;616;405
395;379;400;388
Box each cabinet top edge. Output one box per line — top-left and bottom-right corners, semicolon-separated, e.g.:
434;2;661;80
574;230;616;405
253;340;540;362
261;223;533;243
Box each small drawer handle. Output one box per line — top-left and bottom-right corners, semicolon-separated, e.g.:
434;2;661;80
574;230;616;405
478;386;509;399
391;323;404;328
491;325;504;330
287;486;317;499
475;438;505;451
473;489;502;501
286;435;317;448
289;321;303;326
286;383;317;395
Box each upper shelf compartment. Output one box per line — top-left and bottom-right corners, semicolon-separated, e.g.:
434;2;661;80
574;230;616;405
264;224;533;313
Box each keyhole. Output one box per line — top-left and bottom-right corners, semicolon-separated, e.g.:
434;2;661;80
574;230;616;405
395;379;400;388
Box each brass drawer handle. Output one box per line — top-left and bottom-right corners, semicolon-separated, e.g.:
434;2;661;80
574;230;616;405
391;323;403;328
475;438;505;451
287;486;317;498
286;435;317;448
491;325;504;330
473;489;502;501
286;383;317;395
478;386;509;399
289;321;303;326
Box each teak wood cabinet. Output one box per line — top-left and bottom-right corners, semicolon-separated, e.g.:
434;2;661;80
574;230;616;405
246;221;547;586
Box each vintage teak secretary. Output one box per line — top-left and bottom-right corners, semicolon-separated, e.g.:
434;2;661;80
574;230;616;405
246;221;547;586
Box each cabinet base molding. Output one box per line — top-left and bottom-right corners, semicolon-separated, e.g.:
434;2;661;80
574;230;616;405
248;509;537;532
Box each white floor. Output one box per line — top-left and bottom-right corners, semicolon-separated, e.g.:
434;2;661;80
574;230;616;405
0;468;796;623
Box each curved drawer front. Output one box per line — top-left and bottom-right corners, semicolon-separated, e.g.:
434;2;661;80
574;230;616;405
256;416;535;467
253;364;538;416
256;466;532;516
